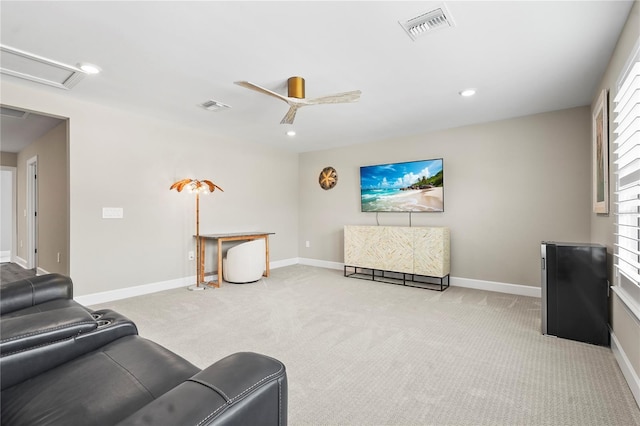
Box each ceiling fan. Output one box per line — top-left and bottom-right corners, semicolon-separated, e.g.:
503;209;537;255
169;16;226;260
234;76;361;125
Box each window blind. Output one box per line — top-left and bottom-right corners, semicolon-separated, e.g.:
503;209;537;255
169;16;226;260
613;47;640;320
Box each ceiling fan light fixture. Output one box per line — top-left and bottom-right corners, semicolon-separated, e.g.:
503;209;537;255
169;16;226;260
287;76;305;99
234;77;361;125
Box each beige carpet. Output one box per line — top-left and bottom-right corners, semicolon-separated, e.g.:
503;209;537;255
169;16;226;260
0;262;36;283
91;265;640;425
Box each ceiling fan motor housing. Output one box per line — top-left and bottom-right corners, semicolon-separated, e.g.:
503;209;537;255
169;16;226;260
288;76;305;99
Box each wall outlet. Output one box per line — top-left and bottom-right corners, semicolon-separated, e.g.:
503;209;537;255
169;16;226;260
305;241;310;248
188;251;195;260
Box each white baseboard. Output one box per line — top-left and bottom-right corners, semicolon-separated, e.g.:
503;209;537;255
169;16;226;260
75;258;302;306
299;257;344;270
75;273;217;307
76;257;303;306
14;256;27;269
74;258;302;306
611;331;640;408
301;259;541;297
270;257;299;269
75;258;540;306
450;276;541;298
0;250;10;263
36;267;50;276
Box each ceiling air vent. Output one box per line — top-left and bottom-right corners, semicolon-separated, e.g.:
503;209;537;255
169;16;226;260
198;99;231;112
399;4;455;41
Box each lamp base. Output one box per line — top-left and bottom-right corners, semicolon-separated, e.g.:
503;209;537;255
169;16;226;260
187;284;208;291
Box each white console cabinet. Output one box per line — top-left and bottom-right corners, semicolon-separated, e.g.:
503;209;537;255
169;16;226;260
344;225;450;290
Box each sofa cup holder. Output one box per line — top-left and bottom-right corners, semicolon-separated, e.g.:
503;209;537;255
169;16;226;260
96;319;112;327
91;313;103;320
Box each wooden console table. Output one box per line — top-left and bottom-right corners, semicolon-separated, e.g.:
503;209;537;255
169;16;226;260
196;232;274;288
343;225;450;291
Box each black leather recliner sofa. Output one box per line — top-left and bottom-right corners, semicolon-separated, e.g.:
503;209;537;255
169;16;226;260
0;274;287;425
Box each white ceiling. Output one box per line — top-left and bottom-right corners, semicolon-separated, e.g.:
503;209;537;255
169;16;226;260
0;110;64;153
0;1;634;153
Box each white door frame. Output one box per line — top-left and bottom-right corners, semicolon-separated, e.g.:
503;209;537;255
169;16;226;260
26;155;38;269
0;166;17;263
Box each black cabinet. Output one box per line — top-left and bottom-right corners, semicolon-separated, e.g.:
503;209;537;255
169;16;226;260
541;242;609;346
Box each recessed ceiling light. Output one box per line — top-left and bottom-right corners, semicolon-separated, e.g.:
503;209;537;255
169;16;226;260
78;63;101;74
286;130;296;136
459;89;476;97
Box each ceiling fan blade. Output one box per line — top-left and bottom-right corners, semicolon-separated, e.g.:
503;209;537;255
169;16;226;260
280;105;299;125
234;81;290;103
236;79;361;124
307;90;362;105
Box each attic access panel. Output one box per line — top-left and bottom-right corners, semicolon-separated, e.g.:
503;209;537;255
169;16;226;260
0;45;85;89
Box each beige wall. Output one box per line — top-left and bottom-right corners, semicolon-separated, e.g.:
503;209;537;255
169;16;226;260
590;1;640;389
0;81;299;296
299;106;591;287
1;152;18;167
16;121;68;274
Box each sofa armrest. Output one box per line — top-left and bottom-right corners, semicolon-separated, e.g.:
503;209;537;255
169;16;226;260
1;309;138;390
117;352;287;426
0;274;73;315
0;306;97;354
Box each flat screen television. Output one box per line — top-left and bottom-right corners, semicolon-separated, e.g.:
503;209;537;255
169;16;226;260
360;158;444;212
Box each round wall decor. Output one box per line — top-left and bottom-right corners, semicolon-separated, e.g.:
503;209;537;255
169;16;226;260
319;166;338;190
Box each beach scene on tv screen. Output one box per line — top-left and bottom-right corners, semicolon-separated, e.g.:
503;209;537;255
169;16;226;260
360;159;444;212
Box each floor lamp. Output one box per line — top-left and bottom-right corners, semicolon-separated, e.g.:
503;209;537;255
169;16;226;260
170;178;223;291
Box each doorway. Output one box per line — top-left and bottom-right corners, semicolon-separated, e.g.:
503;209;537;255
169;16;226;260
0;166;17;263
26;155;38;269
0;105;68;275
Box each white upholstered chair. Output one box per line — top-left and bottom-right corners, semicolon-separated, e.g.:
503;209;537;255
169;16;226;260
222;239;266;283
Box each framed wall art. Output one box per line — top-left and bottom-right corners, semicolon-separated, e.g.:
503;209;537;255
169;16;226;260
319;166;337;190
593;89;609;214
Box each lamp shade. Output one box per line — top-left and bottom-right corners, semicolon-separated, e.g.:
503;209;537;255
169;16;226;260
170;178;223;193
